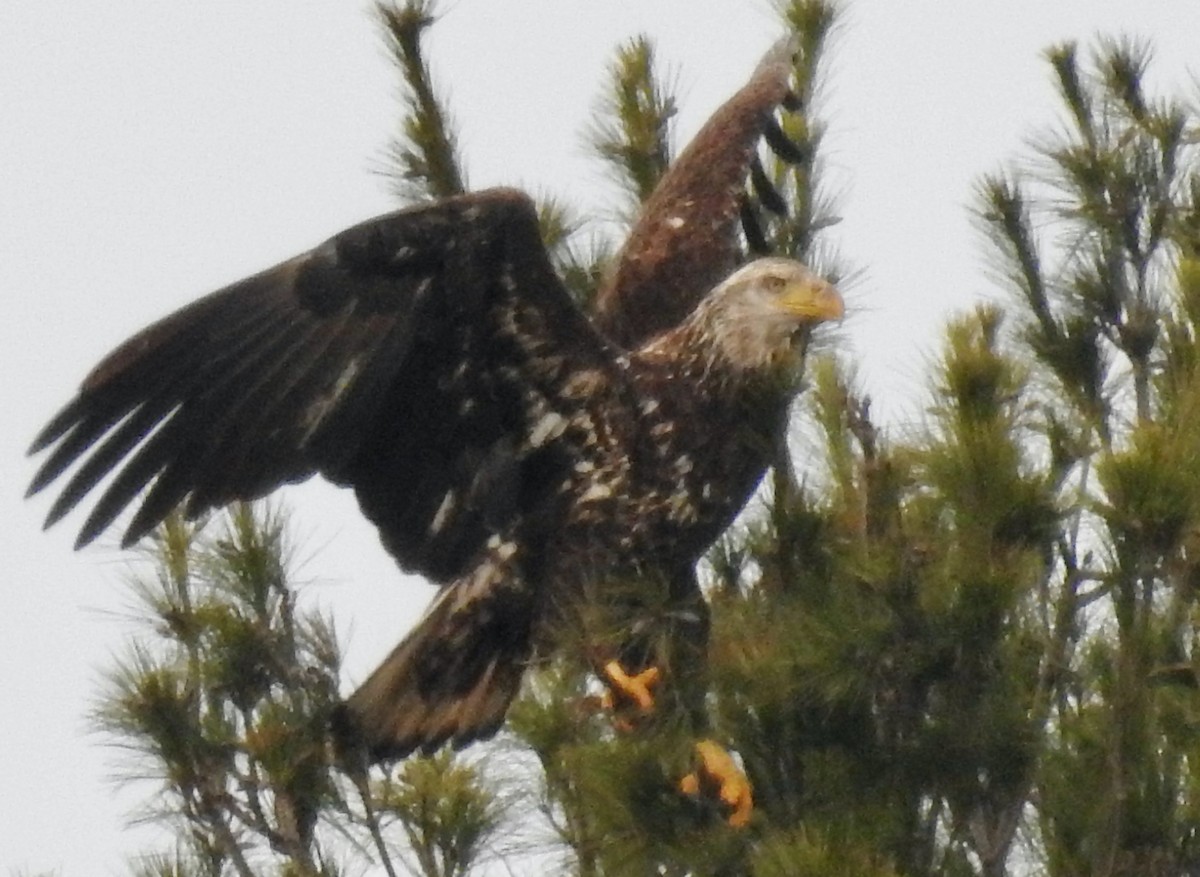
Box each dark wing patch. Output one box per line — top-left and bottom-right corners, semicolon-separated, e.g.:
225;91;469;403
592;39;796;348
29;188;614;582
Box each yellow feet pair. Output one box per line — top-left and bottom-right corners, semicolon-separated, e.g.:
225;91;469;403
599;660;753;828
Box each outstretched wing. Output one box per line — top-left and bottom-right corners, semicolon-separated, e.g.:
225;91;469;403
592;39;799;348
28;187;613;583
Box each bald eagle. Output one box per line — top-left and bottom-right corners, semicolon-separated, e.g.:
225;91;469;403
27;43;840;783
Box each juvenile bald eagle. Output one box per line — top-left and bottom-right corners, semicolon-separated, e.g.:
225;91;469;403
27;43;840;776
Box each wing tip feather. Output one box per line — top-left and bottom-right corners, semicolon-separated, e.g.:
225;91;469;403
27;402;84;458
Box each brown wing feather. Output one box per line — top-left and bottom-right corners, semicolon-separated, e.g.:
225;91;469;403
28;187;614;583
592;39;796;348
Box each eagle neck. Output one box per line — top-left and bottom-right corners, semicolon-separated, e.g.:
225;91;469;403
632;295;802;414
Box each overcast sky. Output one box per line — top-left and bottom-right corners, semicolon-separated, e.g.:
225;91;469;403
4;2;1200;873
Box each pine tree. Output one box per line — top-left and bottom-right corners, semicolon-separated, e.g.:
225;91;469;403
88;3;1200;875
973;39;1200;876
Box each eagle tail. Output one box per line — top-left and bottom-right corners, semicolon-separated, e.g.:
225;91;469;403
333;553;536;762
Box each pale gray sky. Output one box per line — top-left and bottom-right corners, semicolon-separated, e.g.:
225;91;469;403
4;2;1199;873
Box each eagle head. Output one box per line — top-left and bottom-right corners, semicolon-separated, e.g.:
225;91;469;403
702;257;843;373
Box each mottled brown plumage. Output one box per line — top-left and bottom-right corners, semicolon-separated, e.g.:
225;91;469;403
27;42;839;761
341;255;840;756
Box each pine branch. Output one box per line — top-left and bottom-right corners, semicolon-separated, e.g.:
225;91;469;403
972;37;1200;876
589;34;677;218
752;0;839;261
376;0;466;201
93;505;379;875
754;0;846;548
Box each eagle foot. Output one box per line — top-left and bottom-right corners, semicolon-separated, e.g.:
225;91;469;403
599;660;661;731
678;739;753;828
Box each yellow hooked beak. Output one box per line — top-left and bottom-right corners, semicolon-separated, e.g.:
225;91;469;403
779;277;844;323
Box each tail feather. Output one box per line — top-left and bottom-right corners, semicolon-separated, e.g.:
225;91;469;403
334;553;536;761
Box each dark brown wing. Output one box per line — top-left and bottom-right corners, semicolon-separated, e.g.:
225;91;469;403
28;187;614;582
592;39;797;348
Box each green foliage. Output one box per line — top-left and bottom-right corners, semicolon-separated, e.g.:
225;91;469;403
589;34;677;215
97;506;337;875
750;828;900;877
95;505;504;876
376;0;466;201
371;751;504;877
972;38;1200;877
707;325;1052;874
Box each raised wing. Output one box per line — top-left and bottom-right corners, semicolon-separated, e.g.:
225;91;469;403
592;39;799;348
28;188;614;583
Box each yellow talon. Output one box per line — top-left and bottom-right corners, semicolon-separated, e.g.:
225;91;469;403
679;739;753;828
600;661;661;714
